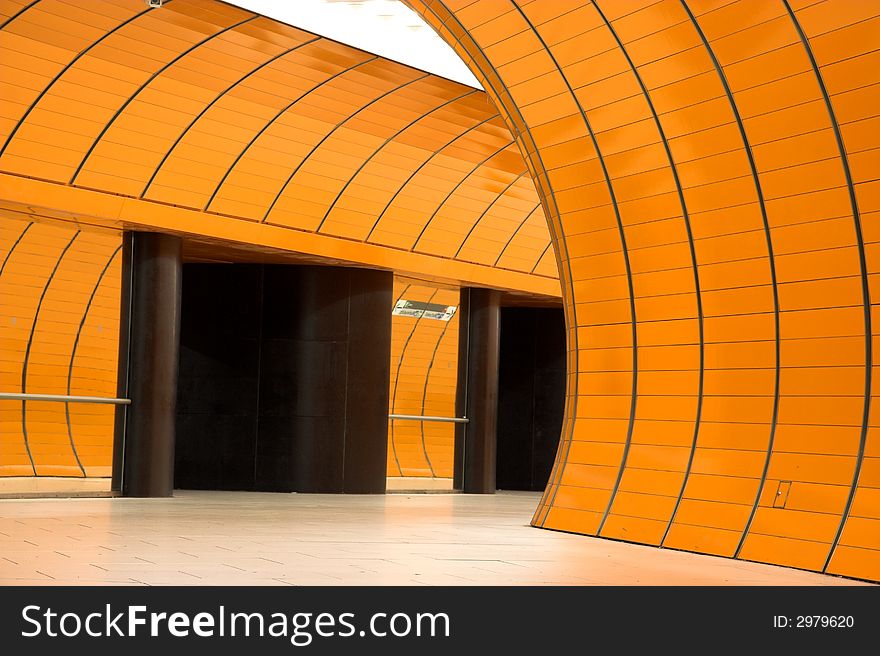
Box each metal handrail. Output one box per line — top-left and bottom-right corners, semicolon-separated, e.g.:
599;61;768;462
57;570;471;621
389;414;468;424
0;392;131;405
1;396;460;417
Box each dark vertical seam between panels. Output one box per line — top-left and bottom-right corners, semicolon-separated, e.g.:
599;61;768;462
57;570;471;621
252;265;265;486
0;222;31;276
70;15;257;184
0;5;157;158
21;231;80;475
114;232;134;493
388;283;412;476
139;37;321;198
529;241;553;275
509;1;638;535
782;0;873;572
530;317;539;488
261;73;431;223
591;1;705;546
414;0;578;526
65;245;121;477
341;274;351;485
204;56;379;212
0;0;41;30
452;168;529;259
0;223;33;471
459;287;471;486
312;89;479;233
677;1;782;559
494;201;542;267
410;140;514;251
390;290;440;477
419;314;455;477
0;223;36;468
363;113;499;242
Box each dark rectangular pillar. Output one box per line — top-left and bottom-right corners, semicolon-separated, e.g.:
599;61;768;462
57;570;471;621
254;265;347;492
174;264;391;494
342;269;394;492
119;232;182;497
255;265;392;494
496;307;565;491
454;287;500;494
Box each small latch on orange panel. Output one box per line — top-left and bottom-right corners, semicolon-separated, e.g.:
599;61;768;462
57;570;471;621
773;481;791;509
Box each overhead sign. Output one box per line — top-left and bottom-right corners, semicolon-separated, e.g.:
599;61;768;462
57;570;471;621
393;299;457;321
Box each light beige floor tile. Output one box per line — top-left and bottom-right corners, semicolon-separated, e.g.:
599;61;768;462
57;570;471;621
0;491;871;586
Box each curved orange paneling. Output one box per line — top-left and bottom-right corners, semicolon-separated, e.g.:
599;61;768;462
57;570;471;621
0;0;876;582
0;216;121;477
388;280;458;478
405;0;879;581
65;239;120;478
0;0;555;291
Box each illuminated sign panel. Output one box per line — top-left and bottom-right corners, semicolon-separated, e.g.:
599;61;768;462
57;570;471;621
392;300;457;321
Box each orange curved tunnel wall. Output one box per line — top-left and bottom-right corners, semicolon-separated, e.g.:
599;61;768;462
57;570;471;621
406;0;879;581
388;279;459;479
0;215;121;478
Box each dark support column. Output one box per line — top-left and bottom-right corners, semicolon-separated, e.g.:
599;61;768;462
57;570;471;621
255;265;346;493
121;232;182;497
255;265;391;493
454;287;500;493
342;269;393;493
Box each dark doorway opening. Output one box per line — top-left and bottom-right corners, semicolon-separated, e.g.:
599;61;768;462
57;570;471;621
174;264;261;491
496;307;565;491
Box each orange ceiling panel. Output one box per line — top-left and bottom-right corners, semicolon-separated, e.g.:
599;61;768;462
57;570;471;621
0;0;556;293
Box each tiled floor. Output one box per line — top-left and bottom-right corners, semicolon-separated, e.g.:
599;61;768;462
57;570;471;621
0;476;111;496
0;491;869;586
386;477;453;491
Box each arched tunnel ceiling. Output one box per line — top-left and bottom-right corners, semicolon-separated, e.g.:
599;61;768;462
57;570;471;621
404;0;880;581
0;0;558;294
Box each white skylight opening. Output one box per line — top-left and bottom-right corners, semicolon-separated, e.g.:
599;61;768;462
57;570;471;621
225;0;482;88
